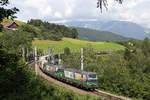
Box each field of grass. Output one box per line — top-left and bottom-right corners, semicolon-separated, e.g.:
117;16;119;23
32;38;125;54
1;18;25;26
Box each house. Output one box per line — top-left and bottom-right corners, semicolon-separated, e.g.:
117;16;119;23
2;22;19;30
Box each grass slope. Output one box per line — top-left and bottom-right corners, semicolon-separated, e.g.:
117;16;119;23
77;27;130;42
33;38;125;53
1;18;25;25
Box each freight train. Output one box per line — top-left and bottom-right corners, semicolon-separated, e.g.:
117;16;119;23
38;56;99;91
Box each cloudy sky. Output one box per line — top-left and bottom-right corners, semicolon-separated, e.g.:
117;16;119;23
8;0;150;28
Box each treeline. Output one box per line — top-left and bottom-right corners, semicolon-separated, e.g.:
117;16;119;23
62;38;150;100
27;19;78;40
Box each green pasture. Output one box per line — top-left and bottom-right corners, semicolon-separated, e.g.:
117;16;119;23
32;38;125;54
1;18;25;26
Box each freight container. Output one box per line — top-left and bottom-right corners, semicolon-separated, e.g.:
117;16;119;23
75;73;82;80
50;66;55;73
64;69;75;79
82;74;87;82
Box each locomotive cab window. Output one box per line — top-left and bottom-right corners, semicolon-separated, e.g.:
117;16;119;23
57;69;64;72
88;74;97;78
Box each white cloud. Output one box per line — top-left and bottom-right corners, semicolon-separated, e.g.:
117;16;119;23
24;0;52;18
40;6;52;18
8;0;150;28
64;0;75;17
50;19;68;23
54;12;62;18
100;0;150;27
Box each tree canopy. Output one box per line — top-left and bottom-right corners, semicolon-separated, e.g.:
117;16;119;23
0;0;19;22
0;0;19;32
27;19;79;40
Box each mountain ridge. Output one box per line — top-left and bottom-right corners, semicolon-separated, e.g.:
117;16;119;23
76;27;130;42
63;20;150;40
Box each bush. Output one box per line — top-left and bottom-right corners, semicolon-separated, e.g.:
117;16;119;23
64;47;71;55
62;46;150;100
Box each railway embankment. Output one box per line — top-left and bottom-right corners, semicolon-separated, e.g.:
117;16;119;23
28;61;131;100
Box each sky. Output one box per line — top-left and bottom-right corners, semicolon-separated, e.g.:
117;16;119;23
8;0;150;28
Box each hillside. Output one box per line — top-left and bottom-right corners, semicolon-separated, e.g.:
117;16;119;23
1;18;25;26
100;21;149;40
1;19;78;41
33;38;125;53
76;27;130;42
63;20;150;40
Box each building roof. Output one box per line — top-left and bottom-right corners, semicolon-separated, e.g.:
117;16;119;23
2;22;18;28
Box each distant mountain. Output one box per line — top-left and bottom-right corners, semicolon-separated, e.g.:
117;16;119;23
63;20;150;40
145;28;150;34
76;27;130;42
100;21;149;39
65;21;104;30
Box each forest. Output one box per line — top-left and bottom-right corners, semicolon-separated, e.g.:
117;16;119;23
27;19;78;40
62;38;150;100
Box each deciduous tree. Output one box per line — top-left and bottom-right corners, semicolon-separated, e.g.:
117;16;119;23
0;0;19;30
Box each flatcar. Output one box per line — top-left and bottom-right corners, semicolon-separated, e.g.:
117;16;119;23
39;62;99;90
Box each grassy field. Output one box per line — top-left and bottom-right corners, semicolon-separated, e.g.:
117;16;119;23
1;18;25;26
32;38;125;54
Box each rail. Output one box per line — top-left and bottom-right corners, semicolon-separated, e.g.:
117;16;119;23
27;60;131;100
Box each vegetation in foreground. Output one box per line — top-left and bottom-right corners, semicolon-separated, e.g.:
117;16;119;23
0;28;101;100
62;38;150;100
33;37;125;54
0;49;100;100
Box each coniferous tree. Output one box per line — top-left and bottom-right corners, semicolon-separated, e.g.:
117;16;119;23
72;28;78;39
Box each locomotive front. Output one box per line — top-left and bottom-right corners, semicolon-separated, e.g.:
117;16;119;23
86;72;99;89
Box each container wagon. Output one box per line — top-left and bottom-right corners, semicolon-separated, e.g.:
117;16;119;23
40;63;99;90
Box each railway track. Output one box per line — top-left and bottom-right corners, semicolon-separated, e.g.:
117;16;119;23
93;90;130;100
27;61;131;100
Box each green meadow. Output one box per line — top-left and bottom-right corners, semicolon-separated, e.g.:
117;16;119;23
1;18;25;25
32;38;125;53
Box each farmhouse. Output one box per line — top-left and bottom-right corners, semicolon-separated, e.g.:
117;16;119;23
2;22;19;30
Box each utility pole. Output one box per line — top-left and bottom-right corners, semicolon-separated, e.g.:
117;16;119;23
51;48;53;64
35;46;38;75
22;47;25;63
33;49;35;58
81;48;84;71
26;47;29;62
52;48;55;64
48;47;50;63
58;48;61;65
